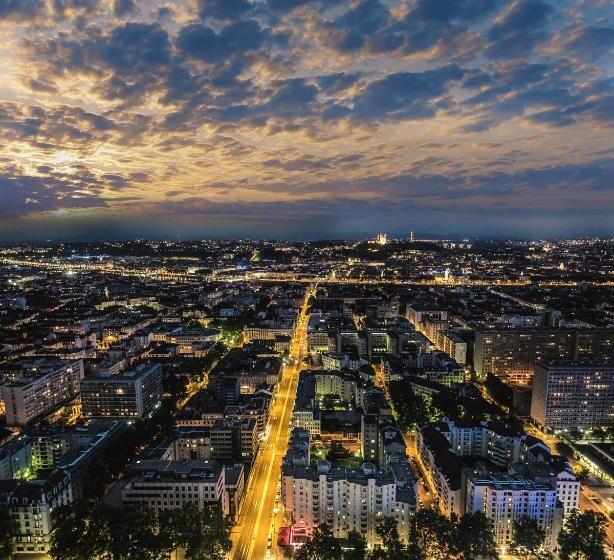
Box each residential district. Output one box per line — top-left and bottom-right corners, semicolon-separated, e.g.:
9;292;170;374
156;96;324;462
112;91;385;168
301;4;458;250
0;236;612;560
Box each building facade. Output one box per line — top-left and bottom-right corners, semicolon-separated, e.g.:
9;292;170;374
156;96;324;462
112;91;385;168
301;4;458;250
531;360;614;432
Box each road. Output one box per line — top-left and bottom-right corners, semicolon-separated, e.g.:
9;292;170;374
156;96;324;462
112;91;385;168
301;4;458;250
230;285;314;560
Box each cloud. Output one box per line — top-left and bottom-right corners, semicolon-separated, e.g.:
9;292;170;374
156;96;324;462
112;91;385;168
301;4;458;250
562;25;614;61
0;170;107;218
177;19;268;62
1;0;613;239
350;66;464;121
113;0;138;16
196;0;252;20
485;0;553;58
0;0;45;20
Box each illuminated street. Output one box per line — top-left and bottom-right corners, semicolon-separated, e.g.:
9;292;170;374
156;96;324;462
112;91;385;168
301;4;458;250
230;286;315;560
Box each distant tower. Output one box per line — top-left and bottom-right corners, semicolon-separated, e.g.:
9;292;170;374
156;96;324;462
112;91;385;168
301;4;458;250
444;267;450;281
409;231;414;242
376;233;388;246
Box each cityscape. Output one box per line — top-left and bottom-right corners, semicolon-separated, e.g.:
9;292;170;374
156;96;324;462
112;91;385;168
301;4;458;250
0;236;612;560
1;0;614;559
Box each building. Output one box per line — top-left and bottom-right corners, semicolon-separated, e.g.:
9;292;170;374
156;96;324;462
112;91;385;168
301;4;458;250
406;305;448;329
282;430;416;545
292;373;321;437
437;331;468;365
120;459;244;519
415;419;554;517
210;418;258;463
531;360;614;432
473;327;613;386
508;460;580;515
0;359;84;427
80;362;163;419
0;471;73;556
415;424;465;516
0;437;31;480
466;474;563;553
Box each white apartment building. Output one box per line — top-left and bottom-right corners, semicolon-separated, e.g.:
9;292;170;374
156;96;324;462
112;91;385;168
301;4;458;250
531;360;614;432
1;359;84;427
314;370;364;407
436;331;468;365
509;461;580;515
121;459;244;519
467;474;563;553
282;462;416;545
0;471;73;556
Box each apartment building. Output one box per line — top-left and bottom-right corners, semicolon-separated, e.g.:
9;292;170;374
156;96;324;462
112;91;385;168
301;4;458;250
120;459;244;519
466;474;563;552
531;360;614;432
210;418;258;463
0;471;73;556
282;430;416;545
436;331;468;365
473;327;613;386
80;362;163;419
0;359;84;427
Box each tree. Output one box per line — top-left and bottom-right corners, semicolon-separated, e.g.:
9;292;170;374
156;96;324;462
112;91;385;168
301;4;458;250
454;512;498;560
98;504;170;560
294;524;341;560
50;503;171;560
510;517;547;557
430;390;460;420
343;530;367;560
413;509;454;560
0;505;13;560
160;504;231;560
375;517;405;558
555;442;574;459
389;380;430;431
590;428;607;442
558;510;607;560
572;463;590;480
49;501;105;560
326;442;352;464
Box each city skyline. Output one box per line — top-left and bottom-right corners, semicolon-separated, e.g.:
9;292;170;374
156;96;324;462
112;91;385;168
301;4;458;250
1;0;613;240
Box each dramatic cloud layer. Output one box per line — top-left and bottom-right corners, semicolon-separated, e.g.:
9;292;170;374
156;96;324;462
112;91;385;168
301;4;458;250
0;0;612;239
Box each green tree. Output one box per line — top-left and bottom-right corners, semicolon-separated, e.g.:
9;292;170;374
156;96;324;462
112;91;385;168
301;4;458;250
0;505;13;560
375;517;405;558
454;512;498;560
160;504;231;560
414;509;454;560
343;530;367;560
326;442;352;464
51;503;171;560
430;390;461;420
558;510;607;560
389;380;430;431
98;504;169;560
49;501;105;560
555;442;574;459
510;517;547;557
294;524;342;560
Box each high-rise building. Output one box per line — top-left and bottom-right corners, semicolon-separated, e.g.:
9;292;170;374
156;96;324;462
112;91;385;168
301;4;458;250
282;430;416;545
0;359;84;427
80;362;163;419
473;328;613;386
466;474;563;553
531;360;614;432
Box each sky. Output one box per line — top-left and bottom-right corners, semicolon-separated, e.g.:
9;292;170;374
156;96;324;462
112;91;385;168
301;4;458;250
0;0;612;240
